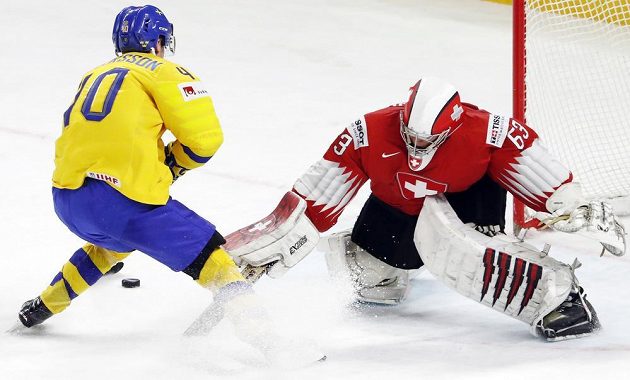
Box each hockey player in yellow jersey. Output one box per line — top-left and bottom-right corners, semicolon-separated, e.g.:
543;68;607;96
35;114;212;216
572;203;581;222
53;45;222;204
18;5;250;333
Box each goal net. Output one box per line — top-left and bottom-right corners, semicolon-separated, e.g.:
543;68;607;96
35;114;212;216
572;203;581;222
513;0;630;228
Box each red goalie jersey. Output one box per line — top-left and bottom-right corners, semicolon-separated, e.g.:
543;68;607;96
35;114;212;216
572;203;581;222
293;102;573;232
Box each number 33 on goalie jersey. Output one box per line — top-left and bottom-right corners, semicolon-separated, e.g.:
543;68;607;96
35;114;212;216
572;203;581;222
53;52;223;205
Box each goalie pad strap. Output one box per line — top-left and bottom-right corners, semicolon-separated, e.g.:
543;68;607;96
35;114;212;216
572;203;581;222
415;195;574;328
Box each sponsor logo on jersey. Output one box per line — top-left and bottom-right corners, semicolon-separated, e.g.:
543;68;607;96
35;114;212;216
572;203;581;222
481;248;542;314
486;114;509;147
382;152;400;159
396;172;447;199
87;172;121;187
289;235;308;254
347;117;369;149
178;82;210;102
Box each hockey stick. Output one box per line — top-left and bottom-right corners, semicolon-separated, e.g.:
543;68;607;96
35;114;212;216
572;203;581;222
183;263;272;336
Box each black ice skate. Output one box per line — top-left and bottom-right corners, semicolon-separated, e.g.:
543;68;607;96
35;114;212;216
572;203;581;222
19;297;53;328
105;261;124;275
537;287;600;341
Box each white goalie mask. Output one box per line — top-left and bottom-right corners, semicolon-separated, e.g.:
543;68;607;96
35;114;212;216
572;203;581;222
401;77;464;171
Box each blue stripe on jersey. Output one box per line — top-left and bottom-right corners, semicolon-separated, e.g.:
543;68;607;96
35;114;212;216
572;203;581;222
50;272;63;286
68;248;102;286
63;279;79;300
183;145;212;163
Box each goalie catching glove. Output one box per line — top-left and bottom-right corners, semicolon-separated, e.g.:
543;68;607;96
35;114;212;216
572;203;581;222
534;183;627;256
224;191;320;278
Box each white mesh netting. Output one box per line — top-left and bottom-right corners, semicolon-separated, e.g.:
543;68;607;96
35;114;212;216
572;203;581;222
523;0;630;214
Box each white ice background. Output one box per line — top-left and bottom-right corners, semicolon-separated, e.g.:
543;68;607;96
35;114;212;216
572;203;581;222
1;0;629;379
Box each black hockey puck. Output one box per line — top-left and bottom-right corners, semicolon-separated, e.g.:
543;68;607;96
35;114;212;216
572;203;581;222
122;278;140;288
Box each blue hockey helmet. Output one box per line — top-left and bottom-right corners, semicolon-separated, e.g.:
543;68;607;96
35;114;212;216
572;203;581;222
112;5;175;55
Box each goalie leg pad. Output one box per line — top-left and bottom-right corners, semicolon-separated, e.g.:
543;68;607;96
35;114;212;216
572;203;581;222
416;195;575;329
321;229;409;305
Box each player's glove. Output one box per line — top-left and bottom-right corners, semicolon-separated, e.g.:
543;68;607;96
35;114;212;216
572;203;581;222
164;142;189;183
534;183;626;256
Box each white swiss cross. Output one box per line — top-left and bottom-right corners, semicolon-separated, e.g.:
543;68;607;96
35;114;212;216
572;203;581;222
396;172;448;200
249;220;272;232
404;180;438;198
451;104;464;121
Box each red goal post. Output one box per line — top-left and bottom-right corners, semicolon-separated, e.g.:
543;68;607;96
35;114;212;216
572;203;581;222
512;0;630;230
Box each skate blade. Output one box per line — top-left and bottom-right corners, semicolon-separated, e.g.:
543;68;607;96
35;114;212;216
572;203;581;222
544;325;601;342
545;332;594;342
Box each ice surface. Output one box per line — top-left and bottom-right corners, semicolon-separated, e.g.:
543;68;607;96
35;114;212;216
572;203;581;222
1;1;628;379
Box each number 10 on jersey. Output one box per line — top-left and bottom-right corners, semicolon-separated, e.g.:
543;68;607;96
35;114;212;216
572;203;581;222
63;68;130;127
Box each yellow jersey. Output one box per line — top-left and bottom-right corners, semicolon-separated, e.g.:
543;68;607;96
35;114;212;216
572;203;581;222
53;52;222;205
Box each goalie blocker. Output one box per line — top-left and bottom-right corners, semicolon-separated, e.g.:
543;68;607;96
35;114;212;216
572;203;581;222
225;191;320;278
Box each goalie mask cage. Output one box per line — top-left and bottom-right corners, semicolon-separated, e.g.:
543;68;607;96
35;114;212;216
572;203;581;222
513;0;630;230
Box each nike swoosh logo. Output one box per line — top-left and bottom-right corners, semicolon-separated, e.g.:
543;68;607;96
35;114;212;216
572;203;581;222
382;152;401;158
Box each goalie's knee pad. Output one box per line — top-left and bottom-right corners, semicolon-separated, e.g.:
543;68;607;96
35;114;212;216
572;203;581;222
321;229;409;305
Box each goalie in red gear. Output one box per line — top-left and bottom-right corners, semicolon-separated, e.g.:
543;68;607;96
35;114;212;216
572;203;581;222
232;77;624;341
